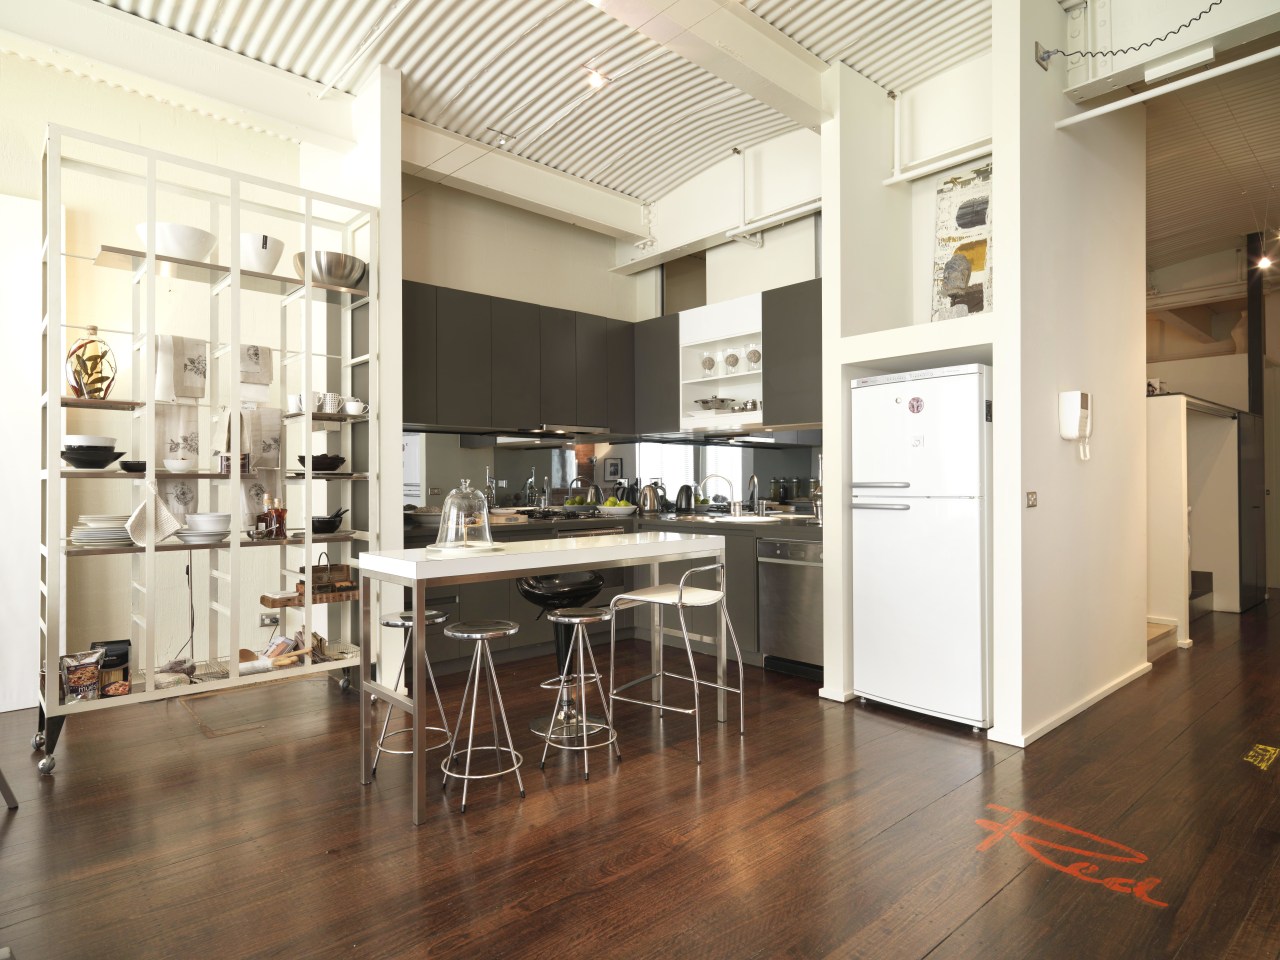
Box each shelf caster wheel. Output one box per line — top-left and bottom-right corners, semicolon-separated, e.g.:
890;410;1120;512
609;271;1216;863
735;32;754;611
338;676;351;693
31;733;46;751
37;755;55;775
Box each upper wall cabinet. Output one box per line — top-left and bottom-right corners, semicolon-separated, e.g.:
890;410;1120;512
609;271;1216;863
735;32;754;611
634;312;680;434
539;306;577;426
403;281;437;427
491;297;540;429
606;318;636;435
436;287;492;428
575;312;609;428
762;278;822;427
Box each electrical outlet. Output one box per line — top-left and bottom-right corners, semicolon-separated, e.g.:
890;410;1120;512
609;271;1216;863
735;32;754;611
429;487;441;496
259;613;279;627
1034;41;1049;71
1026;491;1038;508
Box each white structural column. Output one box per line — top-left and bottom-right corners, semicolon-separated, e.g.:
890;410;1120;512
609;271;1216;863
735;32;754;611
818;63;912;703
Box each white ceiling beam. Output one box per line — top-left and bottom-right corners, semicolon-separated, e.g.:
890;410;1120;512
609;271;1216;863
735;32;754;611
401;117;649;242
593;0;828;128
0;0;355;150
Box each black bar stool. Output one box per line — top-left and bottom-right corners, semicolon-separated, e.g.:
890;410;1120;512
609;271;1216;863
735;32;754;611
441;619;525;812
372;609;451;776
540;606;619;780
0;765;16;810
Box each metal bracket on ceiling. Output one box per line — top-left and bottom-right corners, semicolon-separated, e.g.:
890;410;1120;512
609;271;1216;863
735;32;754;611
729;232;763;248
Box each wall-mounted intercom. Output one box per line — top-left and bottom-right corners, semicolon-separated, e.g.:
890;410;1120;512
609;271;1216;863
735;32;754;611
1058;391;1092;461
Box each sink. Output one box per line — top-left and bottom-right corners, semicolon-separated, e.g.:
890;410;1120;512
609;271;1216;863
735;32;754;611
709;515;780;524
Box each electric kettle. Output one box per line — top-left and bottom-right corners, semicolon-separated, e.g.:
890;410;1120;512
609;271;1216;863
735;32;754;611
638;484;661;514
675;484;695;513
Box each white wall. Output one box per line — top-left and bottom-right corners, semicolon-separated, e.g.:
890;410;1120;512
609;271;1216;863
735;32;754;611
402;176;657;322
1004;0;1150;744
0;195;42;711
900;53;993;167
1147;355;1248;410
1187;412;1241;612
1146;395;1190;645
705;216;818;303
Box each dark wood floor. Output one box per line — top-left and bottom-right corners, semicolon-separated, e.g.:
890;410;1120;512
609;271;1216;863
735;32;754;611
3;601;1279;960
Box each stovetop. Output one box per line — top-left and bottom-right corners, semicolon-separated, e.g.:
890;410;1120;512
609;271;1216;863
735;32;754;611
522;508;602;521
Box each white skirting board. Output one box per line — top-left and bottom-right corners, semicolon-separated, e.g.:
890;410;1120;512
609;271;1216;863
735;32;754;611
1009;661;1154;748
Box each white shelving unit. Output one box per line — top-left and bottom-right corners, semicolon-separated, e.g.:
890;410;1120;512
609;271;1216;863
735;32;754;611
678;291;765;430
35;125;380;773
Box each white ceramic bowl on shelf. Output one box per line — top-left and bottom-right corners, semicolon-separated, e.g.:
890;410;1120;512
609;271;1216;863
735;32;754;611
239;233;284;273
163;458;194;473
186;512;231;532
64;435;116;448
135;222;217;262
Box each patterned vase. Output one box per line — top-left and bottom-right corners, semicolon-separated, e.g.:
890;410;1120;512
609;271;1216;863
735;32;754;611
65;325;117;399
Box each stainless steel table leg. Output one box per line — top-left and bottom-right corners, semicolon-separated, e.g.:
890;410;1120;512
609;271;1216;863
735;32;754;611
360;574;374;784
649;560;661;701
412;579;429;826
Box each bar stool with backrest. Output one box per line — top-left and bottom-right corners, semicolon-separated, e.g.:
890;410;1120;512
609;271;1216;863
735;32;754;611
371;609;451;776
441;619;525;812
607;562;744;763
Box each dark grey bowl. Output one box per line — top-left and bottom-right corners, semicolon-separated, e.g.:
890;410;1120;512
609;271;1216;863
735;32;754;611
120;460;146;473
311;516;342;534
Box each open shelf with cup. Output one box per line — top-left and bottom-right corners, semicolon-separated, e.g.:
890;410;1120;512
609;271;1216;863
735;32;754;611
36;124;380;773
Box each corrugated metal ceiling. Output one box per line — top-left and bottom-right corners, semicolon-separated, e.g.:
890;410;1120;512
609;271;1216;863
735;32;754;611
96;0;997;202
1147;56;1280;269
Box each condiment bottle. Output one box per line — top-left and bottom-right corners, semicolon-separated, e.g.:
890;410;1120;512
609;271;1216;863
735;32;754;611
272;498;288;539
255;495;272;536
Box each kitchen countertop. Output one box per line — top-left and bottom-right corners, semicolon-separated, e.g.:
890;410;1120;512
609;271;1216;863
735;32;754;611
404;513;822;542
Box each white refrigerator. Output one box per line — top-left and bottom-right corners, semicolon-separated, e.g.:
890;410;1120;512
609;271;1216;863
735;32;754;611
850;364;992;728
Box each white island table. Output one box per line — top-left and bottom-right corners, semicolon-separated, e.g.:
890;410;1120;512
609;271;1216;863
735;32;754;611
358;532;727;824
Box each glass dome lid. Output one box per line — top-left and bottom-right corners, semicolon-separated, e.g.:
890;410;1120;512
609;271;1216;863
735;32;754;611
433;479;494;549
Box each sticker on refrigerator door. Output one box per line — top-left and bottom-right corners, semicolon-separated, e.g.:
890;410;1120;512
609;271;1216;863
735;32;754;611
908;397;924;413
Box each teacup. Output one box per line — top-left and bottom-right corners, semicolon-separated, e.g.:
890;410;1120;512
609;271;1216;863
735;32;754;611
343;399;370;416
286;394;304;414
319;392;342;413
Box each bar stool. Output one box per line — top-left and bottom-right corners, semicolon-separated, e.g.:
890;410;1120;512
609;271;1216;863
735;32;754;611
441;619;525;812
371;609;451;777
0;764;17;810
540;607;620;780
608;563;744;764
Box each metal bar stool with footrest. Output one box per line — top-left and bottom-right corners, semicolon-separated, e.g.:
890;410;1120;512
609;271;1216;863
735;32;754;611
441;619;526;812
540;607;620;780
371;609;451;776
0;765;17;810
516;572;608;738
608;562;745;764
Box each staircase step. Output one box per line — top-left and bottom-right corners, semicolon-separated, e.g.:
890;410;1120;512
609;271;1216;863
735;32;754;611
1147;621;1177;662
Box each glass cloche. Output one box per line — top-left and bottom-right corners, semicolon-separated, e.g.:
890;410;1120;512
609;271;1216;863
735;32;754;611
433;479;494;550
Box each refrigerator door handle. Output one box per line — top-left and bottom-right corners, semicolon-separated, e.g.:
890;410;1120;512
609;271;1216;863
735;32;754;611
850;482;911;488
850;502;911;510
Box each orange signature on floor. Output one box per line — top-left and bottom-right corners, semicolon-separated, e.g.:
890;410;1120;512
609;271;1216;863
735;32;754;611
975;803;1169;908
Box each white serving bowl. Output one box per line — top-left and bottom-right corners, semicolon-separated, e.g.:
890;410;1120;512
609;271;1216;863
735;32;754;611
186;512;231;532
64;434;116;448
240;233;284;273
599;505;638;516
135;222;217;262
163;458;194;473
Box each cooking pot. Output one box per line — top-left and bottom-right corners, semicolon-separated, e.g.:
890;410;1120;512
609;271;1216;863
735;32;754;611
675;484;695;513
638;484;661;514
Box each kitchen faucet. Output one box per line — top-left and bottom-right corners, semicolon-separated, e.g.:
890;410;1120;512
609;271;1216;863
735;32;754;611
522;467;537;506
699;473;734;506
484;465;497;506
746;473;759;510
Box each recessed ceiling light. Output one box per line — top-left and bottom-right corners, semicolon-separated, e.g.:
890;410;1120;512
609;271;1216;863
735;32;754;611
585;68;608;89
1260;256;1273;269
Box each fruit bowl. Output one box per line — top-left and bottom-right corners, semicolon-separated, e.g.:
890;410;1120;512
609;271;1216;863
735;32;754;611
599;505;638;516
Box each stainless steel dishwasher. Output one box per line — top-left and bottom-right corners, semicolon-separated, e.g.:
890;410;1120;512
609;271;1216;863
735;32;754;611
757;539;823;680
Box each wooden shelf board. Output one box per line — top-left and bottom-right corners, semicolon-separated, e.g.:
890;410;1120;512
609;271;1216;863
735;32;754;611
260;589;359;609
285;472;367;480
61;397;145;411
64;532;354;557
94;246;367;301
60;469;257;480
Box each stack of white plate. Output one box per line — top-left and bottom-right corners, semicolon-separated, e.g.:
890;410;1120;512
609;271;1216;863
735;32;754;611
175;529;231;545
71;515;132;546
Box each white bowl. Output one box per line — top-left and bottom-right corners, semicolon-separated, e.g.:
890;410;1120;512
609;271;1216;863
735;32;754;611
240;233;284;273
186;512;231;532
135;222;217;262
599;505;638;516
163;458;194;473
64;434;116;448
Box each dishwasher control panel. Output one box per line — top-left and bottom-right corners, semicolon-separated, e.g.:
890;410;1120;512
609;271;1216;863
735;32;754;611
757;539;822;563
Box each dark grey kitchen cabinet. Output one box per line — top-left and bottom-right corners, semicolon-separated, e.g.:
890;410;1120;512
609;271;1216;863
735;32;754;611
575;312;609;427
633;312;679;434
540;306;577;425
492;297;540;429
402;281;437;427
724;533;758;654
762;278;821;426
435;287;492;428
1238;411;1266;612
606;318;636;435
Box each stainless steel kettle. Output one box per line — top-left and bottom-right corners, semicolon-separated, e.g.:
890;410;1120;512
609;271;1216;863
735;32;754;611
675;484;695;513
638;484;661;514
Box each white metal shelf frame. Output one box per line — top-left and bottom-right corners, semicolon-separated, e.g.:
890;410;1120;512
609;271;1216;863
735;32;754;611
38;124;380;770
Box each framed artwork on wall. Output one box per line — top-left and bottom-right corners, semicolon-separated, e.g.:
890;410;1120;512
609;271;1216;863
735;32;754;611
931;160;993;322
604;457;623;481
